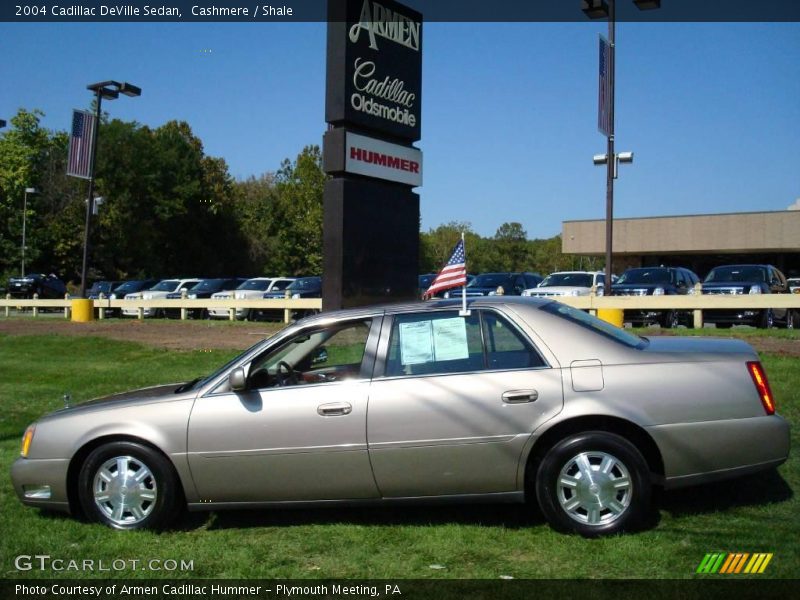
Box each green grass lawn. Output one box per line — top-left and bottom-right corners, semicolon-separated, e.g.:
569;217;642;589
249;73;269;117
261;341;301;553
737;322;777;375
0;330;797;580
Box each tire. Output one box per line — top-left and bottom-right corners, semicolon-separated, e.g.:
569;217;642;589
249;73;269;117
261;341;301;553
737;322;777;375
534;431;652;537
759;309;774;329
78;441;183;530
784;309;795;330
660;310;679;329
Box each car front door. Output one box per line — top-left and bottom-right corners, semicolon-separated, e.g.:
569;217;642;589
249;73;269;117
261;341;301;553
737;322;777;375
366;308;564;498
187;316;382;503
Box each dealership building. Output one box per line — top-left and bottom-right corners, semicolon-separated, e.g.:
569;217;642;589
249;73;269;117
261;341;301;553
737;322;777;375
562;210;800;278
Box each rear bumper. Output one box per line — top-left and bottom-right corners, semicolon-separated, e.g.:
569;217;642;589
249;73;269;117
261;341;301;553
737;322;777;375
647;414;790;489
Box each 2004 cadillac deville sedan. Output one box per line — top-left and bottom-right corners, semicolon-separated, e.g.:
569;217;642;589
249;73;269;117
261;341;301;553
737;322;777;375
11;297;790;536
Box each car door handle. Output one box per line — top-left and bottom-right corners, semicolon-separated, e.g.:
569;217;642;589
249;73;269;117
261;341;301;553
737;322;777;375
502;390;538;403
317;402;353;416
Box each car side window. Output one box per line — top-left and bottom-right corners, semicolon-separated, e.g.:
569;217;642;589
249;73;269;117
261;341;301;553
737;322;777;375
384;310;545;377
247;318;373;390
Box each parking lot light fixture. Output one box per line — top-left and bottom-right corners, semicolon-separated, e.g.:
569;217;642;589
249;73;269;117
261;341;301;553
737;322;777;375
582;0;660;296
79;80;141;298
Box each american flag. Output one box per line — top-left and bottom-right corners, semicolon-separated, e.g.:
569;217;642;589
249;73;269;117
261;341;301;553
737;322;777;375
598;35;612;137
425;239;467;299
67;109;96;179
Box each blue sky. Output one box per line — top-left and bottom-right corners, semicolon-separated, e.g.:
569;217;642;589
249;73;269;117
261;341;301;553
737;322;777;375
1;21;798;239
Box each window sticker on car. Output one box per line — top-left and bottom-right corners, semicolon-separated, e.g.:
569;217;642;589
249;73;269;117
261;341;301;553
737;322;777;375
399;317;470;365
431;317;469;362
399;321;435;365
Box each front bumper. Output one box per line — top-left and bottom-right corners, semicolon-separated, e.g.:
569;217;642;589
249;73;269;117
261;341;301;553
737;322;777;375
647;414;790;489
10;456;72;513
703;309;764;326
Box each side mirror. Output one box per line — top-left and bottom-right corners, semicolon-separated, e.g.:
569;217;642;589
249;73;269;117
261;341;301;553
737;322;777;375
229;367;247;391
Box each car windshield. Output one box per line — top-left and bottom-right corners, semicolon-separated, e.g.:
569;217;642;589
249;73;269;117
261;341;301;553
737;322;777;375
115;281;146;294
617;269;672;285
89;282;115;294
150;280;179;292
288;278;320;291
540;302;647;349
192;279;226;292
540;273;593;288
705;266;767;283
468;274;513;289
177;336;275;393
238;279;272;291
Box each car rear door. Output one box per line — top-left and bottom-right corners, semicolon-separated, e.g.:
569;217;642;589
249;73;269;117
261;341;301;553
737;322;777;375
366;308;564;498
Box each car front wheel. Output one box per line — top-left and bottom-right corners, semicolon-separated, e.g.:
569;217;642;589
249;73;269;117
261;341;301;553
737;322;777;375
78;441;182;530
534;432;652;536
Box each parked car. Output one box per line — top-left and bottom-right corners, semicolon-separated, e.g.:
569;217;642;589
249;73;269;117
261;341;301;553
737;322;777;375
6;273;67;299
612;267;700;328
446;272;542;298
260;276;322;321
208;277;297;320
87;281;123;299
522;271;612;297
12;297;789;536
121;278;201;318
163;278;246;319
701;264;793;329
789;278;800;294
98;279;158;317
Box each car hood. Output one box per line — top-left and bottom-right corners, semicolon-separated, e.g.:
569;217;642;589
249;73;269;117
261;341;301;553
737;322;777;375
640;336;758;360
40;383;191;421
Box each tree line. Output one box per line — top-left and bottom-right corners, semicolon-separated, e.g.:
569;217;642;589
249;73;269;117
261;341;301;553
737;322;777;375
0;108;594;287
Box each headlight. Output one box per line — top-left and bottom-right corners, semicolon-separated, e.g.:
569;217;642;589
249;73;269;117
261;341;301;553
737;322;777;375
653;287;665;296
188;293;197;299
443;292;450;298
488;291;497;296
749;286;762;295
21;424;35;457
109;293;117;299
292;293;301;299
569;289;580;296
234;292;243;300
521;290;530;297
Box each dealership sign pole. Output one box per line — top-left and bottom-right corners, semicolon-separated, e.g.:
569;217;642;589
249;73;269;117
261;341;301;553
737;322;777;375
323;0;423;309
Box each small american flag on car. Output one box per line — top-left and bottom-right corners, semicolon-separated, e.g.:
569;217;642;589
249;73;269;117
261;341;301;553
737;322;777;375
67;109;96;179
424;238;467;299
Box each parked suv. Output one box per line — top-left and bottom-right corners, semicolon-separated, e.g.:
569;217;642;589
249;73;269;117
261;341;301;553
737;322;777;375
164;278;246;319
209;277;296;320
522;271;611;297
7;273;67;299
612;266;701;328
121;278;201;318
258;276;322;321
701;264;793;329
449;272;542;298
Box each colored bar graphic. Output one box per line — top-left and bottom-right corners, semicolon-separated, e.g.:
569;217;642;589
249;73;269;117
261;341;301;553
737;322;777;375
697;552;773;574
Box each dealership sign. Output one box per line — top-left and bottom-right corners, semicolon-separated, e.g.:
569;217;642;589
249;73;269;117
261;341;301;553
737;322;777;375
346;132;422;186
326;0;422;141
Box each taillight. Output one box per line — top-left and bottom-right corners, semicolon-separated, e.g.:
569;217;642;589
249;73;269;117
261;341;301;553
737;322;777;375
747;361;775;415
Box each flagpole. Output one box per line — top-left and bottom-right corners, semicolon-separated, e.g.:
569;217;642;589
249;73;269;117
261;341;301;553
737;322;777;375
460;231;469;317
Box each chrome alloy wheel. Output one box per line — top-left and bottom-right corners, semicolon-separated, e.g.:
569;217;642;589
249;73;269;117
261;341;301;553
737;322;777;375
93;455;157;526
556;451;632;526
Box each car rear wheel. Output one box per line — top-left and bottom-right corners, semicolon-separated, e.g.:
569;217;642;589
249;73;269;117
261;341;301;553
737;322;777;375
78;441;182;530
534;432;652;537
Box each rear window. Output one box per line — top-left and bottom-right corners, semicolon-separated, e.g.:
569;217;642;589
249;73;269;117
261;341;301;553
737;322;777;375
540;302;647;349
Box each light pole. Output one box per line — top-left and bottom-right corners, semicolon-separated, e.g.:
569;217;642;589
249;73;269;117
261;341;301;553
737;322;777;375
79;80;141;298
581;0;660;294
22;187;37;277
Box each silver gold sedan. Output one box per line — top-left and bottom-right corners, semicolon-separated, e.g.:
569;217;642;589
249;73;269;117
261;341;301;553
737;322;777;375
11;297;790;536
